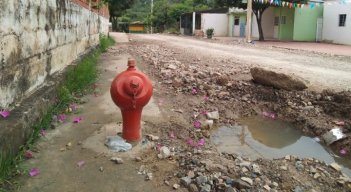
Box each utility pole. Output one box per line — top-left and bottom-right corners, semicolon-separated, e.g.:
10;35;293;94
151;0;154;34
246;0;252;43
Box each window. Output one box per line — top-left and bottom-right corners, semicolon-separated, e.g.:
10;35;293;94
274;16;279;26
234;17;240;25
281;16;286;24
339;14;347;27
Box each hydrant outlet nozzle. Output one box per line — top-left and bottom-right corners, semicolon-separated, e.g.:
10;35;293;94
127;58;136;70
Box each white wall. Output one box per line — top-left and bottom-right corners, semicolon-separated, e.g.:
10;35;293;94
323;2;351;45
201;14;229;36
252;7;275;39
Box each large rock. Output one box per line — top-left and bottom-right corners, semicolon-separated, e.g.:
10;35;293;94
250;67;307;91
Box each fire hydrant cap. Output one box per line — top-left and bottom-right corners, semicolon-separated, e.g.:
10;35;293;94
123;75;144;96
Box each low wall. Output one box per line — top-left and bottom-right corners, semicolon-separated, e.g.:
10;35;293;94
0;0;109;154
0;0;109;108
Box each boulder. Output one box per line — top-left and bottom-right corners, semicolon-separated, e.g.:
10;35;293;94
250;67;307;91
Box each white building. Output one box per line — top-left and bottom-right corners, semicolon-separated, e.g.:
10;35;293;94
323;0;351;45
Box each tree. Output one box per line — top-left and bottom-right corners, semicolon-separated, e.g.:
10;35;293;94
252;2;270;41
104;0;135;31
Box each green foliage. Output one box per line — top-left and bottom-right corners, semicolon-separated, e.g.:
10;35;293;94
0;35;115;191
206;28;214;38
169;3;192;22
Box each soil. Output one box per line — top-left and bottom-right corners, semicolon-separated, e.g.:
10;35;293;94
13;33;351;192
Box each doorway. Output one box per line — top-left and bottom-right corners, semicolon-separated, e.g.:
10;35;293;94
233;16;240;36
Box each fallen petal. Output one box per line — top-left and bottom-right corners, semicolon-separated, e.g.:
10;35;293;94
194;120;201;129
73;117;82;123
57;114;66;122
77;160;85;168
169;131;175;139
40;129;46;137
186;138;193;145
198;138;205;146
29;168;40;177
0;111;10;118
69;103;78;111
24;150;34;159
191;88;198;95
340;148;347;155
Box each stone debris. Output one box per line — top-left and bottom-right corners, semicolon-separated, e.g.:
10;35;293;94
158;146;171;159
173;183;180;189
206;111;219;120
330;162;342;172
110;157;124;164
250;67;308;91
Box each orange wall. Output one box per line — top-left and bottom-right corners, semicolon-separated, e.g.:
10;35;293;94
71;0;109;18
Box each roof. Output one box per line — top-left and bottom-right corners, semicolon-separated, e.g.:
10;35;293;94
181;8;229;16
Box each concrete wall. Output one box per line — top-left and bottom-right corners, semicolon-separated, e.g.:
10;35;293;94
293;6;323;41
252;7;275;39
201;13;228;36
275;7;295;40
0;0;109;108
323;2;351;45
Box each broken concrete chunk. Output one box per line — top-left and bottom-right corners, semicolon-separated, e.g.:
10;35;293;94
158;146;171;159
207;111;219;120
330;162;342;172
110;157;124;164
250;67;307;91
147;134;159;141
322;127;347;145
241;177;253;186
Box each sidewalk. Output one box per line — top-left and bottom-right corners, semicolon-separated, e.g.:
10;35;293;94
16;33;164;192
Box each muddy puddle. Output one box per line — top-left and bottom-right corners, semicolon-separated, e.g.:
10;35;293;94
211;116;351;176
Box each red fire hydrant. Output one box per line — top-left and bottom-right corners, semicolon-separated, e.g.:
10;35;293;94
110;58;153;142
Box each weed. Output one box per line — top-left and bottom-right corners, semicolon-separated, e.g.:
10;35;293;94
0;34;114;190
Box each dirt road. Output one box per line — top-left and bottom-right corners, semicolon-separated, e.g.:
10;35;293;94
134;34;351;92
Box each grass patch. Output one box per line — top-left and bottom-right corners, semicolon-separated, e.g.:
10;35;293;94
0;34;115;191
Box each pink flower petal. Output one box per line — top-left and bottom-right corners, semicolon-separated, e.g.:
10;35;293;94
57;114;66;122
197;138;205;146
73;117;82;123
194;120;201;129
191;88;198;95
169;131;175;139
0;111;10;118
186;138;194;145
69;103;78;111
340;148;347;155
77;160;85;168
40;129;46;137
29;168;40;177
24;150;34;159
203;96;209;101
262;111;277;119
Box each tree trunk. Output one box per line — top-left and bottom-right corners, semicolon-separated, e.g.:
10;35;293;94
256;12;264;41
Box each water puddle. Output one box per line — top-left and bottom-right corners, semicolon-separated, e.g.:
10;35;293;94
211;116;351;176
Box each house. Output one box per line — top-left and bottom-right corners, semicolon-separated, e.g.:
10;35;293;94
322;0;351;45
180;8;229;37
250;4;324;41
128;21;145;33
228;8;247;37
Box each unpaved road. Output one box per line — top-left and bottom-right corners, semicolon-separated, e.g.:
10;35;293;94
134;34;351;92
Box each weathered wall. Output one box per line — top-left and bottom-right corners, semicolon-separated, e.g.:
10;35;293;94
323;2;351;45
201;14;228;37
293;7;323;41
252;7;275;39
0;0;109;108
